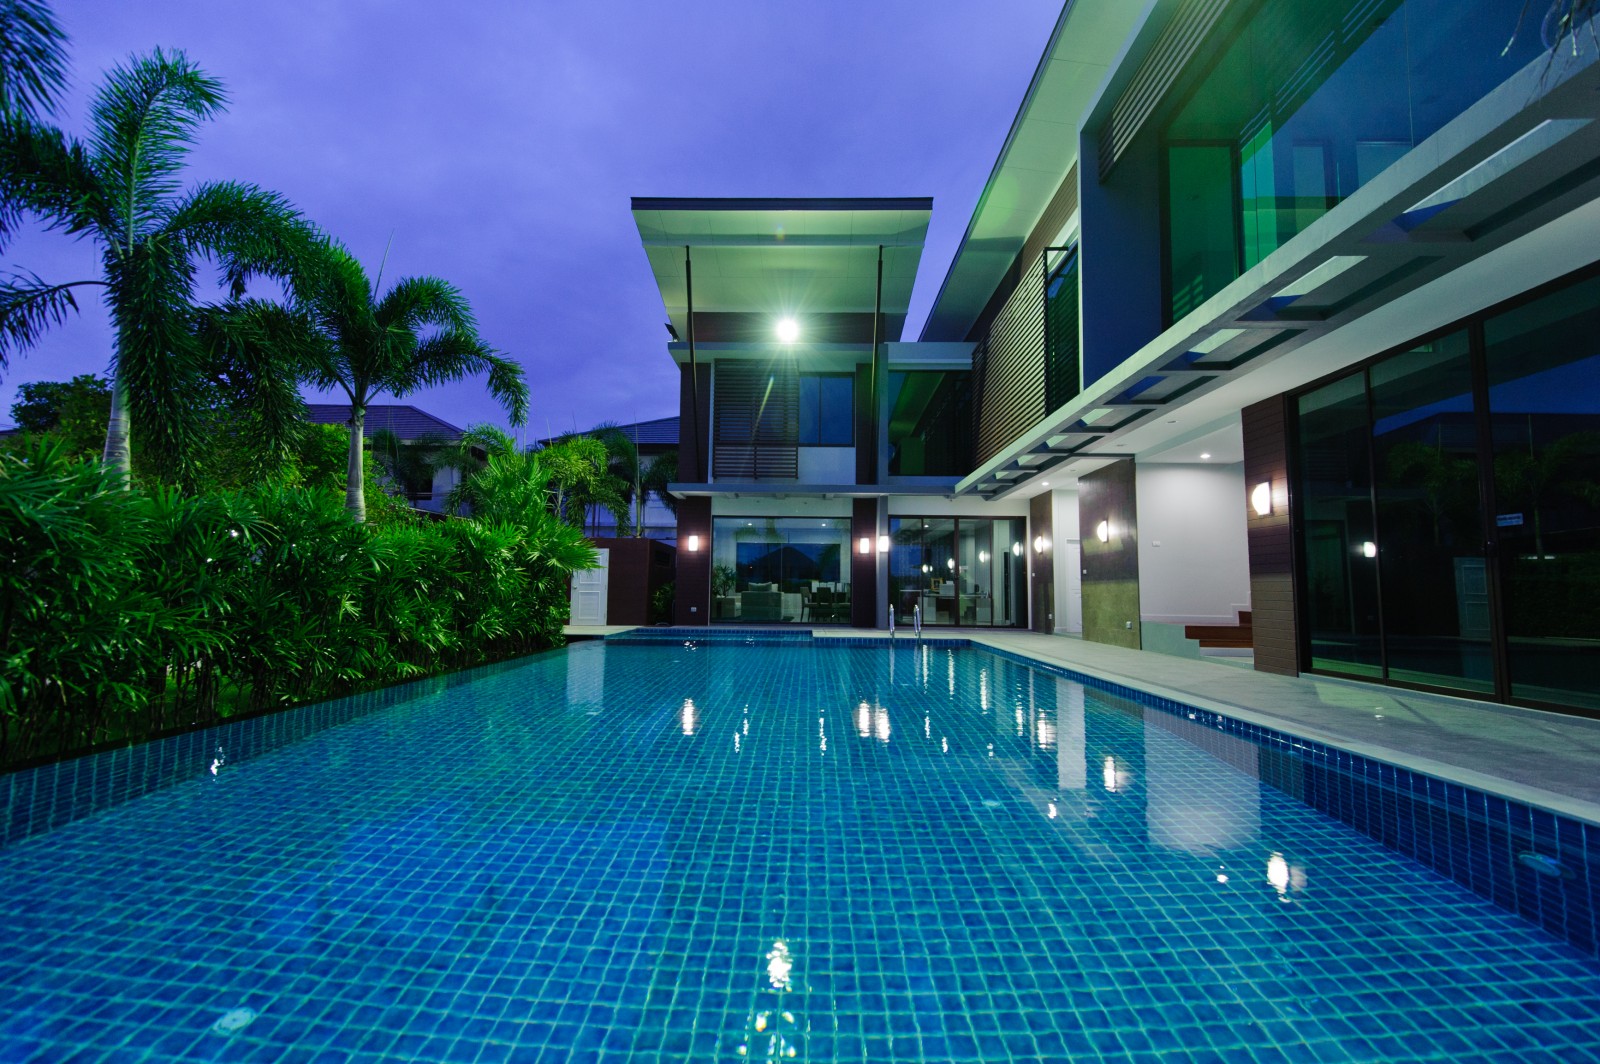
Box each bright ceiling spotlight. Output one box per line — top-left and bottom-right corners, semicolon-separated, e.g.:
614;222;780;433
776;317;800;344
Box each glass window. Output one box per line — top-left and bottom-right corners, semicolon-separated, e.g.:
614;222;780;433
711;517;851;624
886;371;972;476
1161;0;1539;323
1298;374;1382;677
1484;276;1600;710
1369;331;1492;694
798;374;853;446
888;517;1025;627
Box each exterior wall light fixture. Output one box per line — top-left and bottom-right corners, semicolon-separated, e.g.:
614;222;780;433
1033;535;1049;554
1096;521;1110;543
858;537;871;555
1361;541;1377;558
1251;481;1273;516
687;534;700;552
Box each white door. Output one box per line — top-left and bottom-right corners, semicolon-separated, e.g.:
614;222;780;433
570;548;609;625
1064;542;1083;634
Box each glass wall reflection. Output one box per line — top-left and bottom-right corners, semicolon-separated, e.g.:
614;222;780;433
711;517;851;623
1293;270;1600;711
1484;277;1600;710
888;517;1025;627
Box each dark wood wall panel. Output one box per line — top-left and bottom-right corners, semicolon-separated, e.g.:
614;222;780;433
591;538;676;627
674;497;712;626
1029;492;1054;633
678;364;711;482
1078;460;1141;648
851;498;878;628
1243;395;1301;675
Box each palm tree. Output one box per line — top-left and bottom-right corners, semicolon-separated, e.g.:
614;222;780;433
0;0;67;123
290;241;528;521
0;49;316;484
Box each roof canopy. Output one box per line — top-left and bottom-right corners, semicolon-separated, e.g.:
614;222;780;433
632;197;931;345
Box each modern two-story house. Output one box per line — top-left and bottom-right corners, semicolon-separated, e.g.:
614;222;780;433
635;0;1600;717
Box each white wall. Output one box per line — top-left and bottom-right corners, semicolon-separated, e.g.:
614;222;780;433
1050;489;1082;634
1135;462;1250;624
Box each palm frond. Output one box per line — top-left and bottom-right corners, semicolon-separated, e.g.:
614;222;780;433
0;118;109;247
192;298;314;459
0;271;101;370
165;180;318;294
402;332;529;426
374;275;477;334
87;49;225;243
0;0;68;122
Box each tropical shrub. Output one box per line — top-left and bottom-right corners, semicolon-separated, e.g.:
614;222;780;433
0;438;587;767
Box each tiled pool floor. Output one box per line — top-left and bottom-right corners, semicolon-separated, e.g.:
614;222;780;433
2;640;1599;1062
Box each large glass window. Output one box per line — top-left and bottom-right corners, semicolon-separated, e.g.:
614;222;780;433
1163;0;1539;322
1293;269;1600;712
1298;374;1381;677
888;517;1025;627
711;517;851;624
1483;277;1600;711
798;374;853;446
886;371;972;477
1369;332;1491;694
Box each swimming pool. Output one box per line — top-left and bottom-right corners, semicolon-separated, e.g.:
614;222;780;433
2;636;1598;1061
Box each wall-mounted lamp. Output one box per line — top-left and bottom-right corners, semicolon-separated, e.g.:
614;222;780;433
1251;481;1273;517
1011;542;1022;556
1033;535;1050;554
858;536;871;555
1361;541;1377;558
686;534;700;552
876;535;890;553
1095;520;1110;543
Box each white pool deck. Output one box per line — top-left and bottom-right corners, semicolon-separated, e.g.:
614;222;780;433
565;624;1600;824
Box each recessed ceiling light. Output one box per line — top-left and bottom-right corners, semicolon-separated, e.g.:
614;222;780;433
1200;452;1212;460
1041;481;1049;488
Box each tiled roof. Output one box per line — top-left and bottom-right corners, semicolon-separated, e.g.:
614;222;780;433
539;416;679;448
305;404;465;442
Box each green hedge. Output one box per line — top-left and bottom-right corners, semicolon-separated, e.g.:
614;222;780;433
0;439;591;768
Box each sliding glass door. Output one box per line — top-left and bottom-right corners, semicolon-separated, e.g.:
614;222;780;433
888;517;1026;627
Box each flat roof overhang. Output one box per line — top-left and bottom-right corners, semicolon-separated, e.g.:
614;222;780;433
919;0;1149;342
956;47;1600;501
667;481;959;499
632;198;932;342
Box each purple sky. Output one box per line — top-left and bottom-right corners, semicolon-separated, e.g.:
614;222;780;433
1;0;1058;437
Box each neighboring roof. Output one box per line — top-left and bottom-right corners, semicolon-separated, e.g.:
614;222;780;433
305;404;465;442
920;0;1145;342
538;415;679;449
631;197;932;344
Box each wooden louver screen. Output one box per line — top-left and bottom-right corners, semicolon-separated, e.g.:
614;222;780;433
713;363;799;479
974;255;1046;466
1097;0;1230;181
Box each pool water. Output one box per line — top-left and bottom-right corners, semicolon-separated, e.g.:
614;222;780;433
2;639;1599;1062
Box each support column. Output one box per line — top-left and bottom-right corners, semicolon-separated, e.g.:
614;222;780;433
1078;460;1141;648
674;497;712;626
1029;491;1055;633
850;497;878;628
1243;396;1301;675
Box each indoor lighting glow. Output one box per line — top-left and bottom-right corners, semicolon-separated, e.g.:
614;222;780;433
1361;541;1377;558
775;317;800;343
978;550;989;563
858;537;871;554
1096;520;1109;543
686;534;700;552
1251;481;1273;516
877;535;889;552
1011;543;1022;556
946;557;956;570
